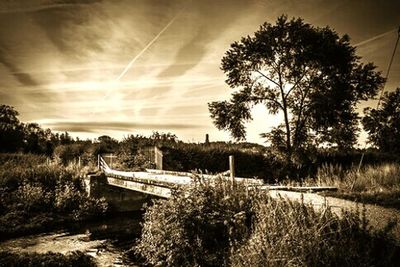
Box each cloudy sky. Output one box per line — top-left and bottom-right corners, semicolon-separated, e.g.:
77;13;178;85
0;0;399;143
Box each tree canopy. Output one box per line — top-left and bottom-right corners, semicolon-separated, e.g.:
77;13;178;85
208;15;384;161
362;88;400;155
0;105;24;152
1;104;57;154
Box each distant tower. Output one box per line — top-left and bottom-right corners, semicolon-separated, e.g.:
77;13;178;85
205;134;210;145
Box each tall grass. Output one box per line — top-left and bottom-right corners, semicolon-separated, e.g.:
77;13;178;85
316;163;400;192
134;177;399;266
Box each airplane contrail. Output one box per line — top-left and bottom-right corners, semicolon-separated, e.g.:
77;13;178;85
89;10;183;116
115;13;181;81
354;28;397;47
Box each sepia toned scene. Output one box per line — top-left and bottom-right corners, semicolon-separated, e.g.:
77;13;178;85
1;0;400;266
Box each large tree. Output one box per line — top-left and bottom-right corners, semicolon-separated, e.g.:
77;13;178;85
209;15;384;162
0;105;25;152
362;88;400;155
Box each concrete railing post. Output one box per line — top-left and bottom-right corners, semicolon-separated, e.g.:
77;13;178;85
229;155;235;185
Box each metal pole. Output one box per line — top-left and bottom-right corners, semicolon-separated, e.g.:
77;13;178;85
229;155;235;184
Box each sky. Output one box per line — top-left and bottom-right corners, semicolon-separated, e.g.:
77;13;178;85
0;0;399;144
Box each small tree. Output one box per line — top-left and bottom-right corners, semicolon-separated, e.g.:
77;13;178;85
23;123;54;155
209;15;384;163
362;88;400;155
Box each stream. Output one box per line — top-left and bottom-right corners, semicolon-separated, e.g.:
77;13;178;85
0;212;144;266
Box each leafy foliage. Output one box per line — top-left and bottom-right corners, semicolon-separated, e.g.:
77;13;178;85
362;88;400;155
135;178;255;267
0;104;76;155
0;105;25;152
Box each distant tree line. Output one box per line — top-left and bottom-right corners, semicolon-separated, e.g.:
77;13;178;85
0;105;74;155
1;98;400;181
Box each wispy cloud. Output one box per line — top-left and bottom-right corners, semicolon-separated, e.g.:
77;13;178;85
43;120;205;133
1;0;399;143
0;0;102;14
0;47;39;86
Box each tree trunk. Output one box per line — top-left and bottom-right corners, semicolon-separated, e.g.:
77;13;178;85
282;101;292;163
278;71;292;164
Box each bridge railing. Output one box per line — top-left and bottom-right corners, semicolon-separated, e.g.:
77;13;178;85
98;155;264;188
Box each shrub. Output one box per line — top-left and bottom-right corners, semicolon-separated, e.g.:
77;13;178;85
73;197;109;221
15;182;52;212
54;181;84;212
53;143;89;166
135;178;255;267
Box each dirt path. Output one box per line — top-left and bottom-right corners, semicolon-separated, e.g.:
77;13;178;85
269;190;400;241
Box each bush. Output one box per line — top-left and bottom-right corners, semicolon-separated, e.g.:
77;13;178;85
134;178;399;267
73;197;109;221
54;181;85;212
135;178;254;267
15;182;52;212
53;144;86;166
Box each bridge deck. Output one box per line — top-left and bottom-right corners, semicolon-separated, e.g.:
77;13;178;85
99;156;334;199
99;156;263;198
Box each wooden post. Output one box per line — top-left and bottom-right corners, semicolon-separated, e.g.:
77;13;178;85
97;154;100;170
229;155;235;184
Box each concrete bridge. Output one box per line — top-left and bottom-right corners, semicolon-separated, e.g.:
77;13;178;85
85;156;264;211
85;156;337;211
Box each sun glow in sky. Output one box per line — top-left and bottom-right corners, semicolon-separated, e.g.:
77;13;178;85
0;0;399;144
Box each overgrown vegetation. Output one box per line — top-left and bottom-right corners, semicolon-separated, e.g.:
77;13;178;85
0;153;108;239
134;178;400;266
0;251;96;267
2;104;399;183
314;163;400;209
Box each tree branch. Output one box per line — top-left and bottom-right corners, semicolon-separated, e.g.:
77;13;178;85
285;71;308;97
256;70;280;87
251;96;284;110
